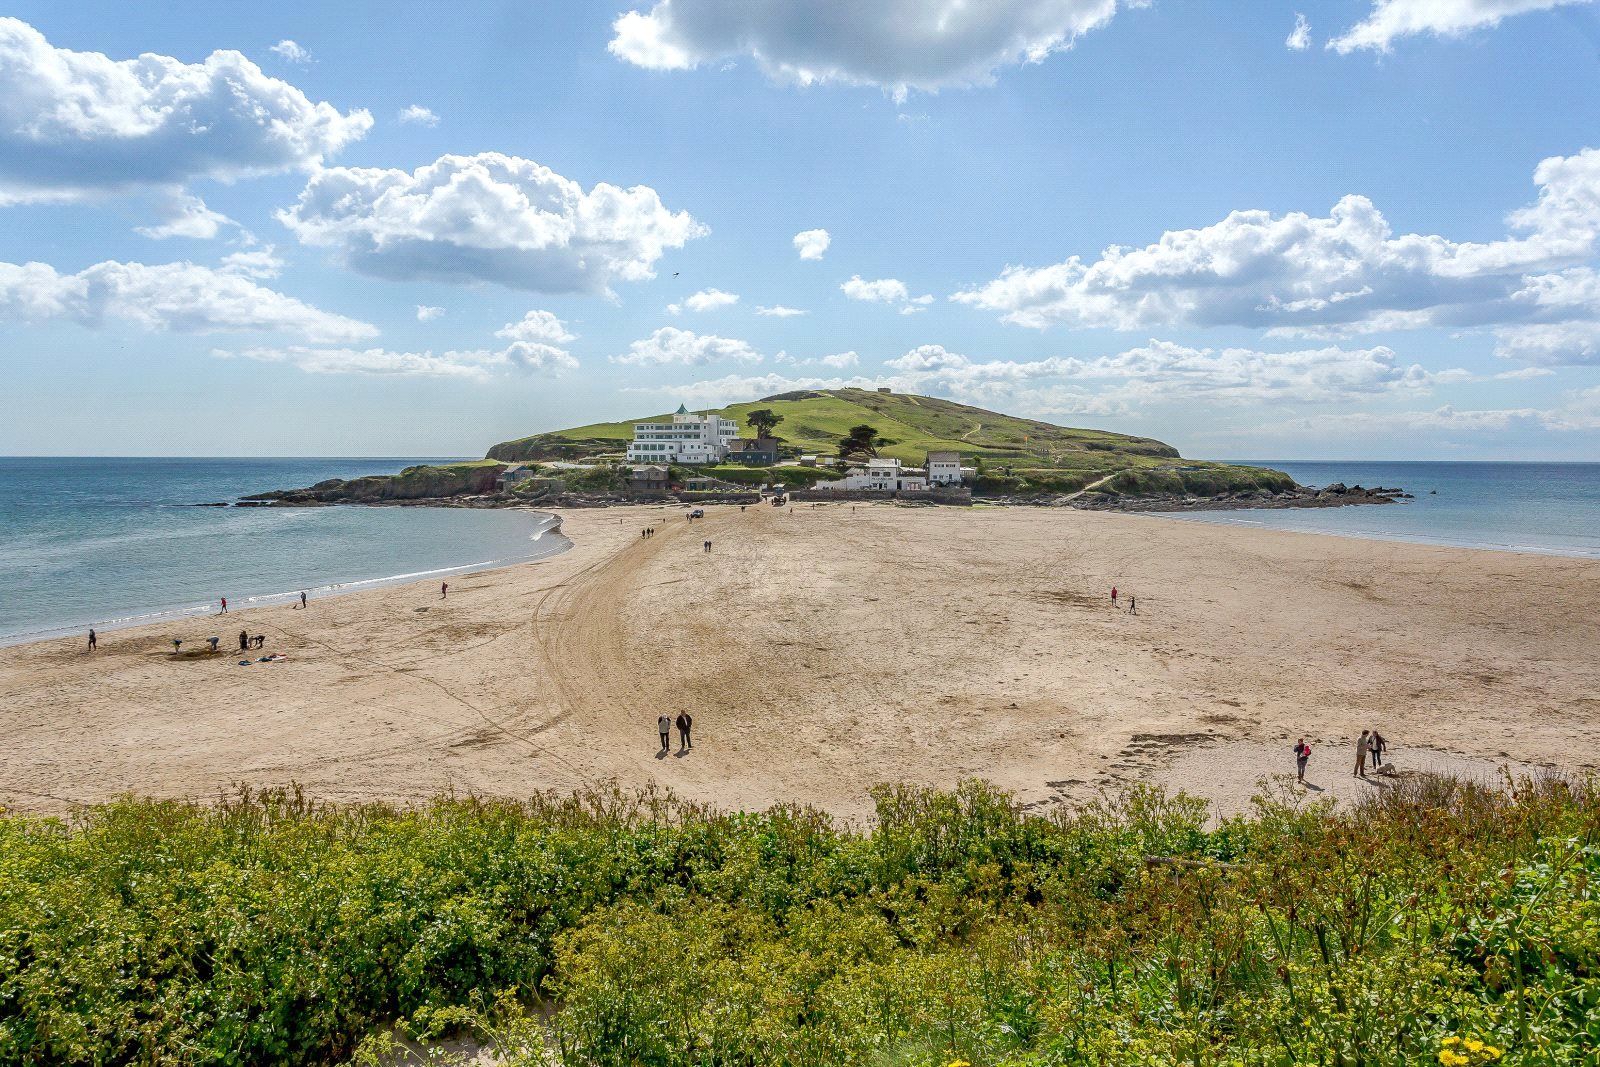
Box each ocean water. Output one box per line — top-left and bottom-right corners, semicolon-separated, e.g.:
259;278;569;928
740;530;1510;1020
0;457;569;645
1173;461;1600;558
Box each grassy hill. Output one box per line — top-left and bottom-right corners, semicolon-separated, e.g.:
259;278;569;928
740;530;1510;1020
486;388;1295;497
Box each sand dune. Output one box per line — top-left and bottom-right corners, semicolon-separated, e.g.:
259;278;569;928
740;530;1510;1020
2;503;1597;821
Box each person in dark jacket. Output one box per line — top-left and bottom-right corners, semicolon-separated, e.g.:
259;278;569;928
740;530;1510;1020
1293;738;1311;783
676;711;693;751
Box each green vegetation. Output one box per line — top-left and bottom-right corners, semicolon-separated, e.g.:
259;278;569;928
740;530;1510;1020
839;422;890;459
744;408;784;438
484;388;1292;500
2;777;1597;1065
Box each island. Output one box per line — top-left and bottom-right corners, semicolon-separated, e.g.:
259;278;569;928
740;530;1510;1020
242;387;1405;509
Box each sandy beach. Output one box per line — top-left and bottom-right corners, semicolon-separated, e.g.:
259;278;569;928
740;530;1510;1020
2;503;1597;822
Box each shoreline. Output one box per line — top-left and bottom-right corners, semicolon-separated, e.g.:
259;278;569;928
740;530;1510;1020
5;497;1600;654
2;502;1596;822
0;509;569;650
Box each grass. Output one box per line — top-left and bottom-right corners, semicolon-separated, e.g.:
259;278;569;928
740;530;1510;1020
2;776;1596;1065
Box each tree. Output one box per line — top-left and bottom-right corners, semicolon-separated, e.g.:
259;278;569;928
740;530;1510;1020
839;424;886;459
744;409;783;439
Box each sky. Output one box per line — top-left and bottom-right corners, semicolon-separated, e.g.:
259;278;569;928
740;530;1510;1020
3;1;1600;460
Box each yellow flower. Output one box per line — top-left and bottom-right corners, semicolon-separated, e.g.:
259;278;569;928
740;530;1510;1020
1439;1051;1469;1067
946;1061;971;1067
1442;1037;1462;1047
1465;1039;1485;1053
1484;1048;1504;1061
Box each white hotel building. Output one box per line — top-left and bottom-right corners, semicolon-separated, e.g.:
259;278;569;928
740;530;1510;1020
625;405;741;464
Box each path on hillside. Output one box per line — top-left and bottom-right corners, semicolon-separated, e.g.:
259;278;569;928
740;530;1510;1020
1063;471;1122;502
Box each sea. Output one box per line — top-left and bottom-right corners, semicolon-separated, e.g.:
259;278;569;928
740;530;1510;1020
1;457;1597;646
1177;460;1600;559
0;457;569;647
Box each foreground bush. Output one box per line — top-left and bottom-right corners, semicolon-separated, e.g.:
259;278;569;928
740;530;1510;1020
0;777;1596;1065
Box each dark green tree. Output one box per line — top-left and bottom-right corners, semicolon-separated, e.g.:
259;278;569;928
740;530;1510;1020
744;409;784;438
839;424;886;459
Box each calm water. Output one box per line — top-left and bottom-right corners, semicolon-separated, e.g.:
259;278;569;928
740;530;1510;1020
1174;461;1600;558
0;457;569;645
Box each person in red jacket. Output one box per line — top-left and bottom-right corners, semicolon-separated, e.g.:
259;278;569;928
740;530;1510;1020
1293;738;1311;783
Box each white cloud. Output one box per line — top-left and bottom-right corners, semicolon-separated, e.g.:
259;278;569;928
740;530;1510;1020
136;194;236;240
416;304;445;322
819;350;860;368
756;304;809;317
1329;0;1594;53
668;287;739;314
0;258;375;341
397;104;440;126
793;228;832;260
954;147;1600;351
0;18;370;205
495;309;576;344
629;371;873;405
219;247;284;279
278;152;705;293
841;274;934;312
611;326;762;365
1287;13;1313;50
269;39;312;63
226;340;577;380
882;339;1458;407
609;0;1147;98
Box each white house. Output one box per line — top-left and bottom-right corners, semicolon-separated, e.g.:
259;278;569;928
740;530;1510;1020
816;457;928;492
625;405;741;464
925;451;964;485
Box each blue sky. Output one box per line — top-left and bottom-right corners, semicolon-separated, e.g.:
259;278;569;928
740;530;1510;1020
3;0;1600;459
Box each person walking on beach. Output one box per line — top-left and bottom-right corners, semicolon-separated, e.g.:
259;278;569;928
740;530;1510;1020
676;710;693;751
1354;729;1371;777
219;597;228;614
1110;586;1118;606
239;630;249;652
299;591;308;609
658;713;672;753
440;582;448;599
1129;596;1137;615
1293;738;1311;783
703;539;711;553
87;628;96;652
1369;729;1388;768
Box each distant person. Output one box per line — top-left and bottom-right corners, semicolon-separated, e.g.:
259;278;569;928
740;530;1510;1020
207;636;219;652
440;582;449;599
1293;738;1311;783
1129;596;1137;615
253;634;266;650
1354;729;1371;777
658;713;672;752
299;591;308;609
1111;586;1118;606
87;629;96;652
219;597;228;614
703;539;711;553
239;630;249;652
1370;729;1388;768
676;710;693;751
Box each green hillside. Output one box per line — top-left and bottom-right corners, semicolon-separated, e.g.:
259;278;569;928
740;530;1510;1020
485;388;1295;497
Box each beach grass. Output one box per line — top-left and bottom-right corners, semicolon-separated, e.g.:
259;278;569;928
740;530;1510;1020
1;776;1596;1065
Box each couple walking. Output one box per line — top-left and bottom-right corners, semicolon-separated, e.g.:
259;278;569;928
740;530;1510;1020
1354;729;1389;777
658;711;693;752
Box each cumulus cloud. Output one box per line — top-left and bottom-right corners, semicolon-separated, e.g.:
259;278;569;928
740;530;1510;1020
278;152;705;293
416;304;445;322
881;339;1461;409
756;304;808;317
611;326;761;365
841;274;934;312
667;287;739;314
1287;13;1313;49
495;309;576;344
1329;0;1594;53
777;349;859;368
0;18;370;205
953;147;1600;357
608;0;1146;98
218;247;284;279
629;371;873;405
269;39;312;63
397;104;439;126
793;228;831;259
0;258;375;341
226;340;577;380
135;194;236;240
